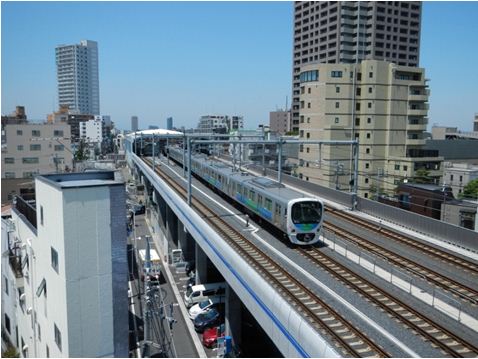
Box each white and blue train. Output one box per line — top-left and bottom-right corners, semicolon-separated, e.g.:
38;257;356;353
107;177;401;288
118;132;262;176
167;147;324;245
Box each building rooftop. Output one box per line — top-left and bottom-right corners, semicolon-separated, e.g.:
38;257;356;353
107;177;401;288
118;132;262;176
37;171;123;189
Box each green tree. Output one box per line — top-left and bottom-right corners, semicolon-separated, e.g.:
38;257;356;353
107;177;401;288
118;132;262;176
411;168;434;184
2;346;19;358
74;139;89;161
461;178;478;200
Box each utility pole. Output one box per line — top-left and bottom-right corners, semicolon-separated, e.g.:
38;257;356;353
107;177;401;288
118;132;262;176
278;139;283;184
143;237;152;357
188;139;192;205
152;133;155;171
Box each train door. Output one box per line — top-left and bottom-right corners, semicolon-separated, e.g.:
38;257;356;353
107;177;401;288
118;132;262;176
274;204;282;225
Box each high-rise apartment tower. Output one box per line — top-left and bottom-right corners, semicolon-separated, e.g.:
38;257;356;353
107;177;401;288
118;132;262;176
292;1;422;130
56;40;100;115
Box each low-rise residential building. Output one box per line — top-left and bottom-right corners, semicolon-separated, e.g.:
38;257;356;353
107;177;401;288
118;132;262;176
443;163;478;198
2;123;72;179
297;60;443;198
79;117;103;145
1;171;128;357
1;123;73;203
197;115;244;133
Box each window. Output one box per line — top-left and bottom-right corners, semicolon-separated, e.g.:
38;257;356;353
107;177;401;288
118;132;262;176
356;103;361;111
367;117;372;124
334;117;339;124
265;198;272;211
395;164;400;170
365;163;370;169
365;178;369;184
331;70;343;78
459;175;463;182
356;87;361;96
336;86;340;93
368;102;372;109
307;102;311;108
17;130;23;136
307;87;311;94
40;206;44;226
366;133;371;139
403;165;408;171
450;174;454;181
23;172;36;178
54;323;62;351
299;70;319;82
369;72;373;78
30;144;41;151
22;157;39;164
51;247;59;273
306;132;310;139
4;314;11;334
335;102;340;108
307;117;310;123
368;87;373;94
5;172;15;178
355;118;360;126
17;145;24;151
54;145;64;151
366;148;370;154
3;276;8;295
4;158;14;164
299;130;304;138
32;130;41;137
357;72;362;81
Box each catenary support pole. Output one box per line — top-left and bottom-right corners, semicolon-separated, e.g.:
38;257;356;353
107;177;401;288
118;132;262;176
188;139;192;205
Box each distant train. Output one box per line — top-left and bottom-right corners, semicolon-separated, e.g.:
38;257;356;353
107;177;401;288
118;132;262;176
167;147;324;245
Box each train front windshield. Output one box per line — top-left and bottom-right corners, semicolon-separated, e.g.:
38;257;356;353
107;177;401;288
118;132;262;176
291;201;322;224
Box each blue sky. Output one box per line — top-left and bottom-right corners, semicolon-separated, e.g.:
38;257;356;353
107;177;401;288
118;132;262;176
2;1;477;131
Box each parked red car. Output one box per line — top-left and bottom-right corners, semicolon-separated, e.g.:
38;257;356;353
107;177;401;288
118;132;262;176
202;324;225;348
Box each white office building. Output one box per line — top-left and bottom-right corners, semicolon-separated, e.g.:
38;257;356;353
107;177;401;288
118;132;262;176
1;171;128;357
56;40;100;115
79;117;103;145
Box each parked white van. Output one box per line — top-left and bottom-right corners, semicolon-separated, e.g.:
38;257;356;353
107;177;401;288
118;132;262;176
184;282;226;308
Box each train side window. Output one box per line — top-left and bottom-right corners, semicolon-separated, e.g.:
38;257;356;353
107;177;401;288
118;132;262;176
243;187;248;197
257;194;263;206
265;198;272;211
237;184;241;194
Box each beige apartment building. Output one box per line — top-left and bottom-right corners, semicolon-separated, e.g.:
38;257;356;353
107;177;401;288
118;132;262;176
291;1;422;130
297;60;442;198
2;123;73;179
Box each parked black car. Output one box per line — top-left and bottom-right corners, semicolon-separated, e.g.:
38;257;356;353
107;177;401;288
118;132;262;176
193;308;222;332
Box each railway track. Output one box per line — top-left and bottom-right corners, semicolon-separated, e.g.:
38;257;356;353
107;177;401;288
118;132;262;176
142;157;389;357
324;221;478;305
299;246;478;358
326;208;478;277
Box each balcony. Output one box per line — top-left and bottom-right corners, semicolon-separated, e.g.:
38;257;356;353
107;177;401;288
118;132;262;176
408;108;428;117
13;196;37;230
9;252;23;279
408;94;428;102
